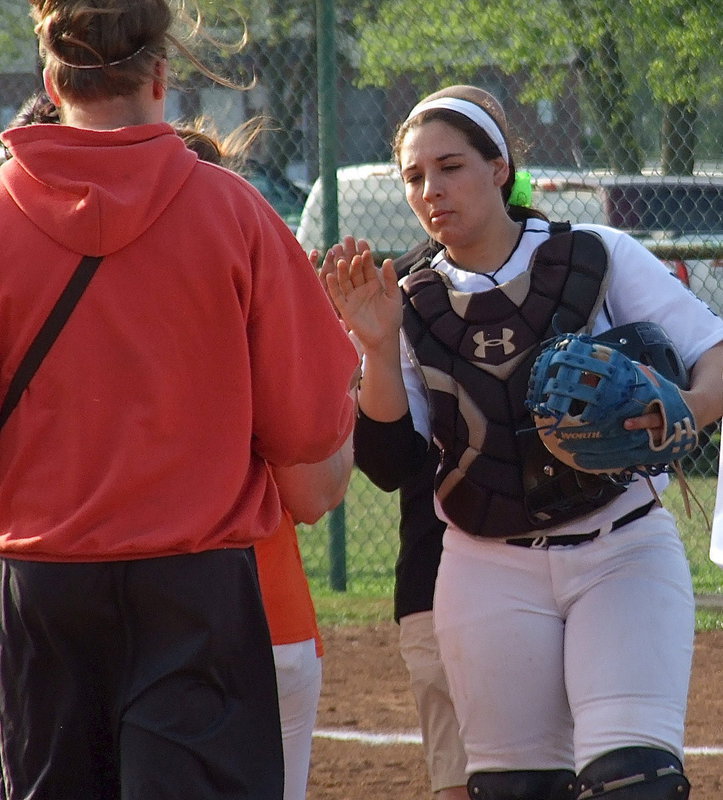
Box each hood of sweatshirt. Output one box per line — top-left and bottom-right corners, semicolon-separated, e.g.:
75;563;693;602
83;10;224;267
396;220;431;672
0;122;196;256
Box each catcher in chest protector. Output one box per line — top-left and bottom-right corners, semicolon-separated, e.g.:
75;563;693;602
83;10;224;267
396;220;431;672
325;83;723;800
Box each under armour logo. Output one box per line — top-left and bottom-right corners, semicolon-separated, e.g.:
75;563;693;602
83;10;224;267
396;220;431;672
473;328;515;359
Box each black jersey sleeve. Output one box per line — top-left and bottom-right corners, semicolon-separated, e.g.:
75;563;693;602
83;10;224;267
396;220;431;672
354;408;429;491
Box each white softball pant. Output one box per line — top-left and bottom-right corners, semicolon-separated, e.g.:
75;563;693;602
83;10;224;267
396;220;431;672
272;639;322;800
433;504;695;776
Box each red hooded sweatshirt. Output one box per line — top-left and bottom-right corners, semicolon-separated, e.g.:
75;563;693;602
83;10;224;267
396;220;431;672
0;122;357;561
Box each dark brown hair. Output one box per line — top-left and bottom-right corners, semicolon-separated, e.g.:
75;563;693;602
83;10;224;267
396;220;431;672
393;85;546;222
173;116;266;170
9;91;61;127
174;127;223;165
30;0;247;104
31;0;171;101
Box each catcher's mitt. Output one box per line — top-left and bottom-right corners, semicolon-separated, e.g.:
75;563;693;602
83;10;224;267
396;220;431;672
526;331;698;475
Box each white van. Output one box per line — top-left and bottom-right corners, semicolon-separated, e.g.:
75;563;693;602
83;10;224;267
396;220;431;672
296;163;426;259
296;163;606;259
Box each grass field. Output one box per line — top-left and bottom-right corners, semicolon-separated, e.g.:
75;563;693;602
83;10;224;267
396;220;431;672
299;469;723;630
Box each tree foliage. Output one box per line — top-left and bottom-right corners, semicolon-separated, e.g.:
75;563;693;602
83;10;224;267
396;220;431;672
0;0;37;71
191;0;381;170
354;0;721;173
630;0;720;106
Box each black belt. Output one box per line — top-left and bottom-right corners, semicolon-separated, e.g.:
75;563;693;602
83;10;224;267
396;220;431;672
505;500;657;550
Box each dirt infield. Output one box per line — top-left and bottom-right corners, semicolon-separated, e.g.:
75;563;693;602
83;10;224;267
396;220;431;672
309;623;722;799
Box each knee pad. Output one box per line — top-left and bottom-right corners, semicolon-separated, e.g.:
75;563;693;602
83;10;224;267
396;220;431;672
467;769;575;800
575;747;690;799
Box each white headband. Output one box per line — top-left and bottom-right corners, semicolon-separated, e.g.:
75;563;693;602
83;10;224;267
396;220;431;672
405;97;509;164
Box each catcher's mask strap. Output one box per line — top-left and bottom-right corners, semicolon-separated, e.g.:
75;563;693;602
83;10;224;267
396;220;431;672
505;500;656;549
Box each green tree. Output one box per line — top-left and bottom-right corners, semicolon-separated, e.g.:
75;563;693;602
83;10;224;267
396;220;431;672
355;0;721;175
629;0;721;174
193;0;377;173
0;0;37;71
191;0;316;172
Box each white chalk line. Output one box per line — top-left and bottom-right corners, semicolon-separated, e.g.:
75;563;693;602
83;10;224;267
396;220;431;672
313;728;723;757
314;728;422;746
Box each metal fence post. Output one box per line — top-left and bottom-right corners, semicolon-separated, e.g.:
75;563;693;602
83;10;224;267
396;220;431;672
316;0;346;591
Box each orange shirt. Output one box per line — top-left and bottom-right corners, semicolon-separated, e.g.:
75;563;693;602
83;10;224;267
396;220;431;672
255;509;322;657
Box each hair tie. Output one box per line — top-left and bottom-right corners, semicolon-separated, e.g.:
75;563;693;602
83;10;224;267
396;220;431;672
50;44;146;70
508;170;532;207
405;96;509;164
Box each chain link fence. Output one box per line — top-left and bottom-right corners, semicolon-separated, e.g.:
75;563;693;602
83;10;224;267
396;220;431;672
1;0;721;590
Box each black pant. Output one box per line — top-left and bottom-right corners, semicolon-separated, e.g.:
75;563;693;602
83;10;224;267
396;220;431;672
0;549;283;800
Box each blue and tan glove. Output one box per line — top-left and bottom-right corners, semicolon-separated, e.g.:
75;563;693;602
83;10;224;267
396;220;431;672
526;332;698;475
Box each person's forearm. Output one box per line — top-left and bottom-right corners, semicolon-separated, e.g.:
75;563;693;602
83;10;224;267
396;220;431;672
274;380;359;524
354;412;427;491
685;340;723;428
273;426;354;525
356;335;409;422
275;439;353;525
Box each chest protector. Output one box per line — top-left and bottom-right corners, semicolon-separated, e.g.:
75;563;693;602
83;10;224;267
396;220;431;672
401;227;625;538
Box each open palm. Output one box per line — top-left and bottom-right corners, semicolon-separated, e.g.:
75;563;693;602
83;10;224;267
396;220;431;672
326;250;402;352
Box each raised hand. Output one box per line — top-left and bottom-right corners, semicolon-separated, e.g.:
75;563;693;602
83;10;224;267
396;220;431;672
320;235;371;278
325;249;402;353
309;236;371;317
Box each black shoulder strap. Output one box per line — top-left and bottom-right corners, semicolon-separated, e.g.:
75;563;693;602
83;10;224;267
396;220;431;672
393;238;442;278
0;254;104;431
548;220;572;236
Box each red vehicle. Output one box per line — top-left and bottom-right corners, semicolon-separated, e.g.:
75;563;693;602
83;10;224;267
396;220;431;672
533;174;723;317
